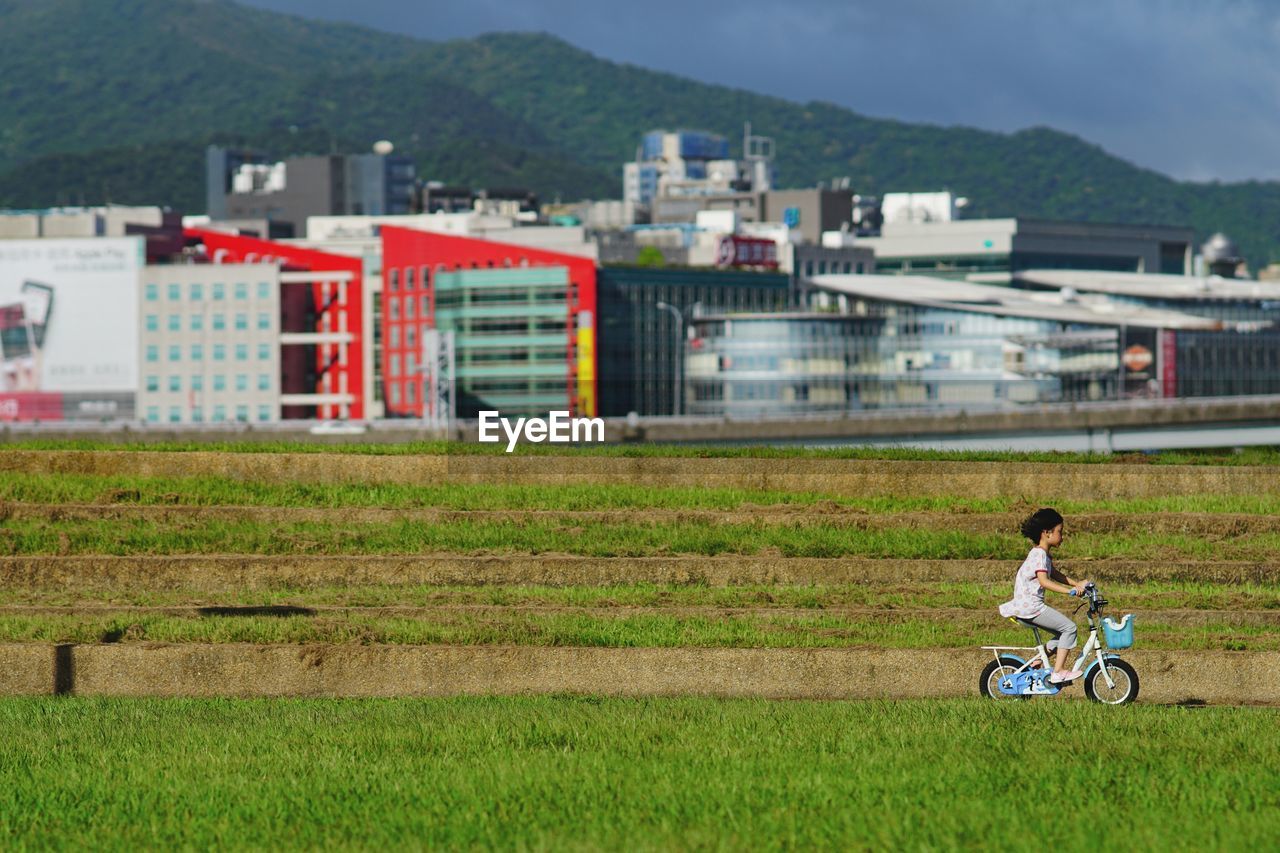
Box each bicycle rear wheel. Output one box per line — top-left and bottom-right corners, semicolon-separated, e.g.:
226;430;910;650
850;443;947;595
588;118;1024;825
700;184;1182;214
979;656;1029;700
1084;658;1139;705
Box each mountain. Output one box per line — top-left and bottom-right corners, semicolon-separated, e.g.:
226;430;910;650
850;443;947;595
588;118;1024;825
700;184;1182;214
2;0;1279;269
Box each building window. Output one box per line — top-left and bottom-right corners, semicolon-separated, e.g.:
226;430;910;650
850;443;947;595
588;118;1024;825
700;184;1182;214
389;269;399;292
258;405;272;422
213;314;226;331
191;283;204;300
258;373;271;391
167;284;181;301
145;315;158;332
191;314;203;331
235;344;248;361
389;383;401;405
235;404;248;422
145;375;159;392
406;353;416;375
235;282;248;300
257;282;271;299
191;374;204;391
168;375;181;392
192;406;204;423
213;283;225;300
213;345;226;361
390;355;401;377
390;326;400;348
257;312;271;331
235;313;248;331
235;374;248;392
145;284;159;301
191;344;203;361
405;267;416;289
168;314;181;332
213;405;226;422
213;374;226;391
169;406;182;423
390;299;399;320
407;382;417;404
257;343;271;360
146;406;160;423
168;345;181;362
421;295;430;316
406;326;416;349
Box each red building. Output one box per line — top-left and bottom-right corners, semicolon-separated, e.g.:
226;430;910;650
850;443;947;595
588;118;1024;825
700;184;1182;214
380;227;598;418
184;228;365;420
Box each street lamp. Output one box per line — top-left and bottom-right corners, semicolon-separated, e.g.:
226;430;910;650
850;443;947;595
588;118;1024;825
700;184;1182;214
655;301;684;417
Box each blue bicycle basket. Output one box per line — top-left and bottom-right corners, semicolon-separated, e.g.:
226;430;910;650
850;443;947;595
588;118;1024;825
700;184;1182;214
1103;614;1135;649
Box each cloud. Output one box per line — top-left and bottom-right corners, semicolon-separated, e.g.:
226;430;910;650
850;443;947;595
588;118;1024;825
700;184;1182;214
238;0;1280;181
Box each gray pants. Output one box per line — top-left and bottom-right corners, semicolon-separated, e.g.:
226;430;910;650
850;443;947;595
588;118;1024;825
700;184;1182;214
1021;606;1077;651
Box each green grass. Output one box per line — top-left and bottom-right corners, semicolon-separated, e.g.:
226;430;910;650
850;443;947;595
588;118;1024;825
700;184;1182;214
4;581;1274;612
0;697;1275;850
10;472;1280;514
8;437;1280;464
0;609;1271;650
9;514;1280;560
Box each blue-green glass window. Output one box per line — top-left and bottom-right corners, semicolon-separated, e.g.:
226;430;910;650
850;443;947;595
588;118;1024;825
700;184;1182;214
145;315;158;332
257;312;271;331
257;282;270;299
235;344;248;361
235;405;248;422
145;375;159;392
235;374;248;392
167;284;181;301
257;405;272;422
235;313;248;331
145;284;159;301
257;373;270;391
257;343;270;360
213;344;226;361
234;282;248;300
168;406;181;423
212;314;225;331
167;314;181;332
213;375;226;391
146;406;160;423
191;344;203;361
145;345;159;363
191;314;203;332
190;283;203;300
191;374;204;391
168;375;181;392
213;283;225;300
213;405;226;422
192;406;204;423
167;345;181;362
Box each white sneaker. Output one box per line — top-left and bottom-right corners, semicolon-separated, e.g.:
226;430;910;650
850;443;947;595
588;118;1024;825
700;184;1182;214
1050;670;1083;684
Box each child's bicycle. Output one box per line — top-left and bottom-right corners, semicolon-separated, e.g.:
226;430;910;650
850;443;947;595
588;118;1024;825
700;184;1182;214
979;582;1139;704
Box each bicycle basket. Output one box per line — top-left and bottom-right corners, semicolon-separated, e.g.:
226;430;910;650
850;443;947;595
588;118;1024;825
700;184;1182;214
1102;614;1135;649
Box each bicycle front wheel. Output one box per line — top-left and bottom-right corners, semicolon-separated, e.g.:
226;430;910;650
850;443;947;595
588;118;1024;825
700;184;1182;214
1084;658;1139;705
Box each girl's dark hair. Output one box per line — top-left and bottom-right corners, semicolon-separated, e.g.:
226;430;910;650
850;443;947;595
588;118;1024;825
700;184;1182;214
1020;508;1064;543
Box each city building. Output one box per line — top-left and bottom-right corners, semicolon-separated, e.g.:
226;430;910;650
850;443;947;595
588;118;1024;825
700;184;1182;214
206;145;416;238
861;218;1194;278
596;266;791;416
380;226;598;419
683;274;1278;417
624;126;775;216
183;228;366;421
136;263;281;425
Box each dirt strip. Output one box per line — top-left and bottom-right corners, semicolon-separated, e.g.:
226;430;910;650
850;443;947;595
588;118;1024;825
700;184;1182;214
5;451;1280;500
1;603;1275;628
2;555;1276;590
0;643;1274;704
8;503;1280;536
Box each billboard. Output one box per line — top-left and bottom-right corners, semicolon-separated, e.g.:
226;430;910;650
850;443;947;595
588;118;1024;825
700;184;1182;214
0;238;141;395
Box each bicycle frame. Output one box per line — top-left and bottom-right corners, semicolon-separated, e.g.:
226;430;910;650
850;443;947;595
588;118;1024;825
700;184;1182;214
984;586;1120;692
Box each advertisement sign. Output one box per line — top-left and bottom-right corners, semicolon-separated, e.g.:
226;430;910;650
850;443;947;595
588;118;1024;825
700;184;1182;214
715;236;779;269
0;238;141;395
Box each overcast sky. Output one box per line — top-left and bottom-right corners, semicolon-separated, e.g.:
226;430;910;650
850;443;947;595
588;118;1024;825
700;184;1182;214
241;0;1279;183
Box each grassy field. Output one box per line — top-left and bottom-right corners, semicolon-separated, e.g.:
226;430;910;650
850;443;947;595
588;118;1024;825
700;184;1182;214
0;697;1276;850
12;471;1280;514
7;437;1280;464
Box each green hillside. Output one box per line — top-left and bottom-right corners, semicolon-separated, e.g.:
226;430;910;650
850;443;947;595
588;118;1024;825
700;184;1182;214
2;0;1279;268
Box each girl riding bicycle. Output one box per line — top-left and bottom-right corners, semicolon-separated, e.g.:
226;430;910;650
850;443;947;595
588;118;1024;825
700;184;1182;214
999;508;1091;684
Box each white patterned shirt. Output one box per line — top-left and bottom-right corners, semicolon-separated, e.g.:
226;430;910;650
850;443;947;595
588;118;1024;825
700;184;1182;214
998;547;1051;619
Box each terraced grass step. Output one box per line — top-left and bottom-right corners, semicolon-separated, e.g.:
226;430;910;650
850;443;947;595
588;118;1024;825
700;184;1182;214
1;643;1275;704
0;604;1269;651
5;450;1280;499
9;502;1280;536
3;555;1276;590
